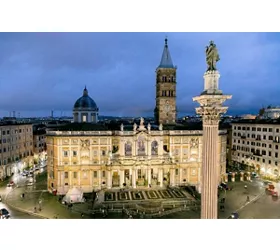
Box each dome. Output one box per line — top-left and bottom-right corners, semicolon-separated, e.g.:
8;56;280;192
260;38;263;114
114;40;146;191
73;87;98;111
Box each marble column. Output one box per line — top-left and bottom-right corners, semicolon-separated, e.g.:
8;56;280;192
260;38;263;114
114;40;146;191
120;170;125;188
158;168;163;188
193;69;232;220
247;172;251;181
224;173;228;183
107;170;112;189
231;173;235;182
147;168;151;187
98;170;102;189
170;168;175;187
240;172;244;181
132;169;136;188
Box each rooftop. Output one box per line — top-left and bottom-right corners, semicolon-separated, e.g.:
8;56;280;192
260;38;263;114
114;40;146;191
232;119;280;125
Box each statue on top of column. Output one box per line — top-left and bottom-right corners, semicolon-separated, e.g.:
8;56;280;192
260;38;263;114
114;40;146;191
205;40;220;71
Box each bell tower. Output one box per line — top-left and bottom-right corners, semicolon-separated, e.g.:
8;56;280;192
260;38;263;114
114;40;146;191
154;38;177;125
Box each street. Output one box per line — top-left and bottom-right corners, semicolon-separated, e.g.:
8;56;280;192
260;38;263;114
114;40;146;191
0;167;46;219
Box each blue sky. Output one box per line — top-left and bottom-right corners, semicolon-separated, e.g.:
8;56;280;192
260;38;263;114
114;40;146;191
0;32;279;118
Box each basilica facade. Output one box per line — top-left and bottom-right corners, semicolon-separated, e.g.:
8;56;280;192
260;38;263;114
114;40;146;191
46;39;227;195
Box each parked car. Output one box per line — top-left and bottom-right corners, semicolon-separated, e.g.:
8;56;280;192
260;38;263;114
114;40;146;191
229;212;239;219
220;182;232;191
0;208;10;219
7;181;14;188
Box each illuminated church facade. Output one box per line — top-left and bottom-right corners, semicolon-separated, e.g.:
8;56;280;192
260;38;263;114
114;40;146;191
46;39;227;194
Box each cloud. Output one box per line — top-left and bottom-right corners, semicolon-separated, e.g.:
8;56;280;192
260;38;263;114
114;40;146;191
0;32;280;117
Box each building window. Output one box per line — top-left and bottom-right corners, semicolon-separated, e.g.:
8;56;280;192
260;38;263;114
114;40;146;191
276;153;278;158
64;172;68;179
277;129;279;133
82;115;87;122
263;128;267;132
175;169;179;175
94;171;97;178
63;151;68;157
252;127;256;131
269;151;272;156
276;162;278;166
269;160;271;164
83;172;87;179
269;128;273;132
269;144;272;148
73;172;77;178
263;159;265;163
73;151;77;157
151;141;158;155
102;171;105;178
101;150;106;156
137;136;146;156
276;145;279;150
137;169;141;178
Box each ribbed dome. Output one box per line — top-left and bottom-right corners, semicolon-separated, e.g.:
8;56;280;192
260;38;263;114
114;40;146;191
73;87;98;111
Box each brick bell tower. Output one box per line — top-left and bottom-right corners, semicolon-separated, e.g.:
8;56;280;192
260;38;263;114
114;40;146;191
154;38;177;125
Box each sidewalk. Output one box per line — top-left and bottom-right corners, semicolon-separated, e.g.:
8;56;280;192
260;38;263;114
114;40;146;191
5;186;90;219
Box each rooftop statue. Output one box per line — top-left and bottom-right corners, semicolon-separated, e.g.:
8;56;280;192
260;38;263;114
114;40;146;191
205;41;220;71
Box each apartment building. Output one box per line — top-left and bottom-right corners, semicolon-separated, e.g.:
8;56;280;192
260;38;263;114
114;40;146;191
0;122;33;180
231;119;280;179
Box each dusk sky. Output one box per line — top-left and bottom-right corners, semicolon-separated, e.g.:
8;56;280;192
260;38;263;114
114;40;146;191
0;32;280;118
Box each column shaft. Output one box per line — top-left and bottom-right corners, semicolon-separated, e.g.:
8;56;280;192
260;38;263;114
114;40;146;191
201;124;219;219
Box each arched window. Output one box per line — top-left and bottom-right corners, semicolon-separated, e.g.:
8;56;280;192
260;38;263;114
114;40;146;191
151;141;158;155
125;142;132;156
137;136;146;156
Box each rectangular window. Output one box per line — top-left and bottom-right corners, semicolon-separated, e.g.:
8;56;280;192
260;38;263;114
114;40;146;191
73;151;77;157
277;129;279;133
263;135;266;140
269;128;273;132
269;160;271;164
275;153;278;158
102;171;106;178
83;172;87;179
94;171;97;178
175;169;179;175
269;151;272;156
73;172;77;178
64;172;68;179
63;151;68;157
263;159;265;163
102;150;106;156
